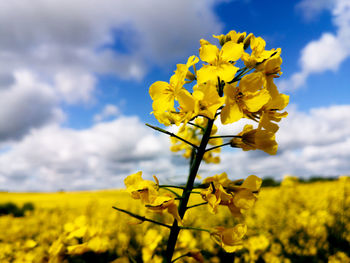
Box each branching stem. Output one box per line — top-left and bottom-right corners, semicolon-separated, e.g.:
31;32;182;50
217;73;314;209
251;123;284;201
112;206;171;229
205;142;232;152
146;124;199;150
187;202;208;209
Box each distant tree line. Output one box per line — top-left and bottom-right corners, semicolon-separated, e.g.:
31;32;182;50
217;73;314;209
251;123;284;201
0;202;35;217
262;176;338;187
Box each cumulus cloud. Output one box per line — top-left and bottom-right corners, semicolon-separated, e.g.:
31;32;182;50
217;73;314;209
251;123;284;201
0;0;224;143
93;104;120;122
280;0;350;91
296;0;335;21
1;105;349;191
202;104;350;180
0;116;174;191
0;71;64;142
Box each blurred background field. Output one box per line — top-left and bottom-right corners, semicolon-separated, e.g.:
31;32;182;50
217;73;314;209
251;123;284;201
0;176;349;263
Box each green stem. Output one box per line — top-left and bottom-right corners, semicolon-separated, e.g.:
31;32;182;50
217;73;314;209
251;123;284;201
188;122;205;131
171;253;189;263
187;202;208;209
158;185;185;190
205;142;232;152
112;206;172;229
209;135;242;139
164;119;214;262
146;123;199;149
160;187;182;198
179;225;211;233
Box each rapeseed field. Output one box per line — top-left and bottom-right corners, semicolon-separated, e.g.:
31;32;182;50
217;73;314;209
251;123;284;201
0;176;349;262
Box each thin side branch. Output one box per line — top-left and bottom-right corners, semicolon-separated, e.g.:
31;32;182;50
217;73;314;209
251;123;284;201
158;185;185;190
209;135;242;139
187;202;208;209
146;123;199;149
112;206;172;229
188;122;205;131
205;142;232;152
179;225;211;233
160;187;182;198
171;253;190;263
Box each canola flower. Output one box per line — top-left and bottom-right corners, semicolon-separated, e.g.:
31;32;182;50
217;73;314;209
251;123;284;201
114;29;290;262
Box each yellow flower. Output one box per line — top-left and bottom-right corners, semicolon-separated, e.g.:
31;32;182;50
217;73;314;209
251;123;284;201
149;56;199;124
242;35;280;68
124;171;158;204
201;183;232;214
203;172;231;187
192;80;225;120
226;175;262;217
221;72;271;124
231;124;278;155
197;39;244;84
201;174;261;217
213;30;247;46
256;55;289;132
146;195;182;225
211;224;247;253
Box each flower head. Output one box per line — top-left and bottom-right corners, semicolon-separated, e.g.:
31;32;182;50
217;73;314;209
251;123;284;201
197;39;244;84
231;124;278;155
211;224;247;252
124;171;158;204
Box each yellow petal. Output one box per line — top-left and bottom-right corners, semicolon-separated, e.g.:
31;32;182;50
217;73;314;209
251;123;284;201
217;63;239;83
149;81;170;100
244;89;270;112
167;203;183;225
177;89;195;112
221;102;243;124
196;65;218;84
241;175;262;192
220;41;244;62
199;42;219;64
233;189;257;210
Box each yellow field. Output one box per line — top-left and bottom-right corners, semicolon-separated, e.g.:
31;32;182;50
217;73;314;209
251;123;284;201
0;176;349;263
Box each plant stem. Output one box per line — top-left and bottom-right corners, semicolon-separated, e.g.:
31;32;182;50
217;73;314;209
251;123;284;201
146;123;199;149
112;206;172;229
186;202;208;209
205;142;232;152
160;187;182;198
164;119;214;262
209;135;242;139
158;185;185;190
171;253;189;263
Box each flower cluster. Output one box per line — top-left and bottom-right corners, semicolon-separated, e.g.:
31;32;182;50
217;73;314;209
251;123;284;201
150;30;289;156
119;30;289;261
124;171;182;224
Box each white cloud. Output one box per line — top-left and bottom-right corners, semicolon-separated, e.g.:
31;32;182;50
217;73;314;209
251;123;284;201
0;70;64;142
1;105;349;191
0;116;174;191
0;0;224;82
296;0;335;21
281;0;350;91
0;0;225;142
93;104;120;122
202;104;350;180
54;71;96;104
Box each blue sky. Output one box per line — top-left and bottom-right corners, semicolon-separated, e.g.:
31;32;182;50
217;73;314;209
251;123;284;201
0;0;349;191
